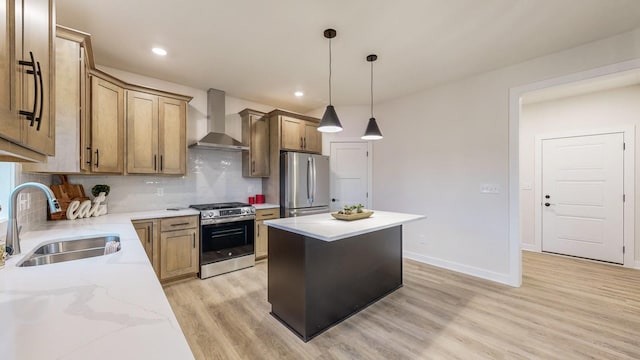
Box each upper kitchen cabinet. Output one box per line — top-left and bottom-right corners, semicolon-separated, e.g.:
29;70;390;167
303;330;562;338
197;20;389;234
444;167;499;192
240;109;269;177
23;26;93;173
91;74;124;173
277;113;322;154
22;26;192;174
262;110;322;204
0;0;54;162
127;91;187;175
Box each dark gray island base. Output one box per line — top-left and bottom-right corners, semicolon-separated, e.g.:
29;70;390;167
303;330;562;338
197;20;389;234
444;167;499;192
267;225;403;342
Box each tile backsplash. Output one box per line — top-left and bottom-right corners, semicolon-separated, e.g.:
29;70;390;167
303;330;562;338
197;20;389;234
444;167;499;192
68;149;262;213
13;165;53;232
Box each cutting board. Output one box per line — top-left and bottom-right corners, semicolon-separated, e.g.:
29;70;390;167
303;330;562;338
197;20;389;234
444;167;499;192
49;175;89;220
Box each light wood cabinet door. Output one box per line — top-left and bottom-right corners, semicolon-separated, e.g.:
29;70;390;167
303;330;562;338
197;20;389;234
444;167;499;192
160;228;199;280
255;220;268;259
0;0;54;159
281;116;303;151
304;122;322;153
255;209;279;260
158;97;186;174
0;0;19;143
250;114;269;176
127;90;159;174
21;0;54;156
91;76;124;173
133;219;159;277
242;110;269;177
79;45;91;172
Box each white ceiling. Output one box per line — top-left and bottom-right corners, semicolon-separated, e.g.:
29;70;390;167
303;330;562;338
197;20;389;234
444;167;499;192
56;0;640;113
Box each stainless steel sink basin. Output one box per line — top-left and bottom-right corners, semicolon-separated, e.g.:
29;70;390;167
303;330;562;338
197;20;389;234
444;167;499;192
17;235;121;267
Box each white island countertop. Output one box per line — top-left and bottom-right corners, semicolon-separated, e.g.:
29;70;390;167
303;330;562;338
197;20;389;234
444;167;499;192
0;209;199;360
264;210;425;241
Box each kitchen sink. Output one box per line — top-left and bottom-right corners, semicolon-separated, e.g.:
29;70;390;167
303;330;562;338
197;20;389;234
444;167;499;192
17;235;121;267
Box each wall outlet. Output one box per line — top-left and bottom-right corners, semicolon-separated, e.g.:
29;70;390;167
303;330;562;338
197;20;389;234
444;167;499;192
157;187;164;197
480;184;500;194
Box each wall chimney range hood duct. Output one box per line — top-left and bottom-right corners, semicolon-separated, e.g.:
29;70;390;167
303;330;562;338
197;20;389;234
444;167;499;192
189;88;248;151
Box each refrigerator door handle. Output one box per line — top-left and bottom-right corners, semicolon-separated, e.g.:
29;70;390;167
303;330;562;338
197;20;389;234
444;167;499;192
307;157;313;204
312;157;316;203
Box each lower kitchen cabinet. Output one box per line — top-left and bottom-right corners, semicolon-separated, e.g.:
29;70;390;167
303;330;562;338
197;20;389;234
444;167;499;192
132;219;160;277
255;208;279;260
132;215;199;282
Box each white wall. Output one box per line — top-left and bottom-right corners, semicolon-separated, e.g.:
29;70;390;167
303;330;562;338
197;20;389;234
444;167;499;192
319;28;640;285
66;66;281;213
520;85;640;262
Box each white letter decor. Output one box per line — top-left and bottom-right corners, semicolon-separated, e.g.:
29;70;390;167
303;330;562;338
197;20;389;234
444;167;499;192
66;192;108;220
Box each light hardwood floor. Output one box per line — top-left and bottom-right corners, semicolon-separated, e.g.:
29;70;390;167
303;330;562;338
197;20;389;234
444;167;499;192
163;252;640;359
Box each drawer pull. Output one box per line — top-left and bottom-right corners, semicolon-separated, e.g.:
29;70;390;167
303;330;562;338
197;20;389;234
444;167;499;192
262;213;274;217
170;222;190;226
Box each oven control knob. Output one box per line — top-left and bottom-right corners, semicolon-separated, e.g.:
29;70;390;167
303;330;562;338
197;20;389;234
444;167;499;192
208;211;214;218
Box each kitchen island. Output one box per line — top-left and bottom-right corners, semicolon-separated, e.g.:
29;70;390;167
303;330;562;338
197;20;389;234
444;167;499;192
264;210;424;341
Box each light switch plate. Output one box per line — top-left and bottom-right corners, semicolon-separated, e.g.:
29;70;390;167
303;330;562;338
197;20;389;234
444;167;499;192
480;184;500;194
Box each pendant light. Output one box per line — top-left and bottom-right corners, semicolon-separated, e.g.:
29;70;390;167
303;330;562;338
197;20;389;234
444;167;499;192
318;28;343;133
362;54;383;140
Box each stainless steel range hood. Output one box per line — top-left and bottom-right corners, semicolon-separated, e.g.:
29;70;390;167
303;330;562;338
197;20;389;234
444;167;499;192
189;88;248;151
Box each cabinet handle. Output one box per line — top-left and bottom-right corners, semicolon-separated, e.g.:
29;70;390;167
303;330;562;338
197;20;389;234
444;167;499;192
154;155;157;171
160;155;163;172
192;233;196;248
257;224;260;237
300;137;303;148
303;137;306;149
35;61;44;131
171;222;190;227
95;149;100;168
252;160;255;173
18;51;38;126
262;213;274;217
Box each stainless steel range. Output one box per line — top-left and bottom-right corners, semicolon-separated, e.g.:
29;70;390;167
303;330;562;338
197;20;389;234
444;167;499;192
189;202;256;279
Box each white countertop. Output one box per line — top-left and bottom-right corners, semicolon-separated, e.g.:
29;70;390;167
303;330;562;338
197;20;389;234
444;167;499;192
264;210;425;241
0;209;199;360
253;203;279;210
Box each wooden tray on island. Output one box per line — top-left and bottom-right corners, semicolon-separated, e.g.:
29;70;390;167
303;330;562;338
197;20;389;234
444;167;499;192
331;210;374;221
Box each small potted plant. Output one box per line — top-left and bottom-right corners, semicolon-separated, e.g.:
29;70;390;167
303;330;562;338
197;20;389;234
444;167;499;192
91;184;111;213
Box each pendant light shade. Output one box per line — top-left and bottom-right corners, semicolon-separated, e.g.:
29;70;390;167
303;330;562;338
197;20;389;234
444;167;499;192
362;117;383;140
362;54;383;140
318;29;343;133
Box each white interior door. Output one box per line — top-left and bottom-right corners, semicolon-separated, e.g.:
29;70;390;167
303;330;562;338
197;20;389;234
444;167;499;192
330;142;369;211
541;133;624;263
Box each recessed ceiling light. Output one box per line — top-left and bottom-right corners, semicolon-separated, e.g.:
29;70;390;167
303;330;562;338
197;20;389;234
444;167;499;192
294;91;304;97
152;47;167;56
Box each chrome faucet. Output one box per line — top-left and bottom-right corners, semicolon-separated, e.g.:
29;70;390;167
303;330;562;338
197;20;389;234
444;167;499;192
6;182;61;255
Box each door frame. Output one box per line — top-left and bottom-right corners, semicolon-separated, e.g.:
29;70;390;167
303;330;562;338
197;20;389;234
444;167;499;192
329;139;374;209
531;127;635;267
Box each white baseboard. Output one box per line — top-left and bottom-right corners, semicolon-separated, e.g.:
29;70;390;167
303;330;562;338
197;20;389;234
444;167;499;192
521;244;539;252
403;251;515;287
635;261;640;270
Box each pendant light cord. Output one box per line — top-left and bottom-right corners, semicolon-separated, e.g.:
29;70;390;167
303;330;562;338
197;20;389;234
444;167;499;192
328;38;332;105
370;59;374;118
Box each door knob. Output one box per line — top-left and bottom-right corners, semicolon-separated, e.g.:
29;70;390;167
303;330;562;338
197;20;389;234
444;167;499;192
544;202;551;207
331;198;336;202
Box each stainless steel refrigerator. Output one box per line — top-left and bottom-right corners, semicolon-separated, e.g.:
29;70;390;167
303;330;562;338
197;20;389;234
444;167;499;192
281;152;330;217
